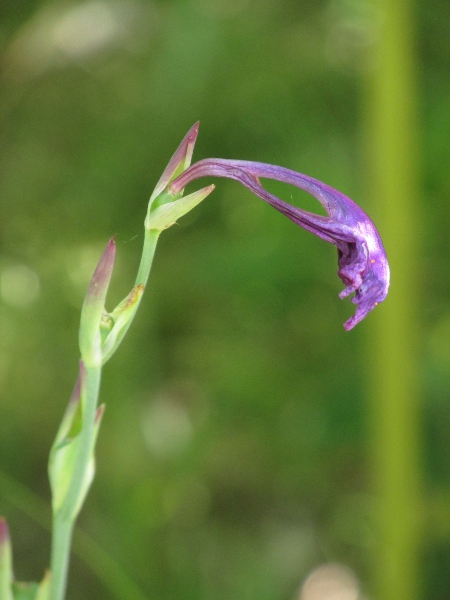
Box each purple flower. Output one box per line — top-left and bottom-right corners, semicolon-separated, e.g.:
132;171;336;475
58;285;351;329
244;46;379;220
170;158;389;330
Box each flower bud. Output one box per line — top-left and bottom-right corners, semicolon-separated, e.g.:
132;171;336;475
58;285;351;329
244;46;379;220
149;122;199;205
79;238;116;367
145;123;214;232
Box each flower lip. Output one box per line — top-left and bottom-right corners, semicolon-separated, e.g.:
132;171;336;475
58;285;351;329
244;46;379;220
170;158;390;330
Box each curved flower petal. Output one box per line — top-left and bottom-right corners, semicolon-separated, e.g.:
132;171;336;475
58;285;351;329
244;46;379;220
171;158;390;330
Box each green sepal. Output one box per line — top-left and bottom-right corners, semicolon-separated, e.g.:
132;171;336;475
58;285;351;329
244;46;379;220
146;185;215;232
101;284;145;364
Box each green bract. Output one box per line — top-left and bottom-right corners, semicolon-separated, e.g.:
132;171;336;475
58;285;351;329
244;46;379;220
101;284;145;364
48;364;104;519
147;185;214;232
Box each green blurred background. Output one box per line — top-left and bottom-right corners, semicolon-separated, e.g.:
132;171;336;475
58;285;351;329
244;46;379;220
0;0;449;598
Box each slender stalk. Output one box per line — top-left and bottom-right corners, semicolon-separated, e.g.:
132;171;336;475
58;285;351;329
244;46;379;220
364;0;421;598
136;229;160;287
49;515;73;600
49;365;101;600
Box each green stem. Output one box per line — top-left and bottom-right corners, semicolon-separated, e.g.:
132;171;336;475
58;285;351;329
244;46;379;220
136;229;160;288
49;515;72;600
364;0;421;598
49;365;101;600
103;229;160;364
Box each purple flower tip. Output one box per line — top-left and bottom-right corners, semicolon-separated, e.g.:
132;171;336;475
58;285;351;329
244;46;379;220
86;237;116;304
171;159;390;330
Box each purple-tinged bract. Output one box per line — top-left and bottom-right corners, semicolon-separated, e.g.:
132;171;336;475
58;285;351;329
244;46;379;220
150;122;199;202
171;158;390;330
79;237;116;365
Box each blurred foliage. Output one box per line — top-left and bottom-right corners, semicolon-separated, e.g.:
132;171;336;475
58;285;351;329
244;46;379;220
0;0;449;599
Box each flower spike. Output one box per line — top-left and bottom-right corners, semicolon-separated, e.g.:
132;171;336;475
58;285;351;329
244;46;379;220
171;158;390;330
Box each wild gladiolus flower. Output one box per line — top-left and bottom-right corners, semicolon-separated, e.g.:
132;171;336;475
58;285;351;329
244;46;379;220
170;158;390;330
